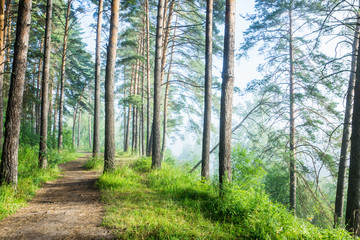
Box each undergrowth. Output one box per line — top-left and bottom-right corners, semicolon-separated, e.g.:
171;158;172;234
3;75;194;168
97;158;351;239
98;157;350;239
83;156;104;170
0;147;82;220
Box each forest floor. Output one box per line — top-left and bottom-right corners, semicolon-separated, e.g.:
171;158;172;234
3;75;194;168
0;153;114;240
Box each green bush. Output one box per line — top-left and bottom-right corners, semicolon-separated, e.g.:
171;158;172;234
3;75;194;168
83;156;104;170
144;158;351;239
232;144;265;189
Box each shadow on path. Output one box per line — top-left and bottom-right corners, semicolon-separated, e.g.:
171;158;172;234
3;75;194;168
0;153;114;240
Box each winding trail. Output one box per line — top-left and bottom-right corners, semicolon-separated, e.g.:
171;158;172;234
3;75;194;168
0;154;114;240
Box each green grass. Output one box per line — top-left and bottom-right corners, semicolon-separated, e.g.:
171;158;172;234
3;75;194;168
97;157;351;239
0;147;83;220
83;151;138;171
83;156;104;170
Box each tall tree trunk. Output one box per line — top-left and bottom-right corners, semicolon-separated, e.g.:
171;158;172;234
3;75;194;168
201;0;213;180
288;4;296;215
77;110;81;147
125;64;135;152
3;0;10;99
152;0;165;169
93;0;103;157
141;39;145;156
53;78;60;137
104;0;120;172
160;0;174;82
88;95;92;149
0;0;32;185
48;75;53;133
145;0;151;156
148;124;153;156
132;37;141;152
346;3;360;234
72;105;77;146
219;0;235;188
0;0;5;149
58;0;72;150
161;15;177;162
334;10;359;226
39;0;53;169
32;64;37;133
36;39;44;136
123;66;127;151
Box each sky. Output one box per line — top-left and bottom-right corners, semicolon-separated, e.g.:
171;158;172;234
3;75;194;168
78;0;263;157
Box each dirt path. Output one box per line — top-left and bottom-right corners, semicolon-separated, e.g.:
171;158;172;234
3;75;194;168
0;154;114;240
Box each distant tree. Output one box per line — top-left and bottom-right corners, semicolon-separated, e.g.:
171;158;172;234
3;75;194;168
0;0;32;185
104;0;120;172
39;0;53;169
239;0;344;217
161;15;178;162
93;0;103;158
145;0;151;156
219;0;235;187
152;0;166;169
58;0;73;150
201;0;213;180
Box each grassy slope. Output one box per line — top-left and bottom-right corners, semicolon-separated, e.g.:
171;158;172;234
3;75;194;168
0;148;83;220
94;156;351;240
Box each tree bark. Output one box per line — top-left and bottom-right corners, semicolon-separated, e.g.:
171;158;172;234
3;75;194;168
36;39;44;136
345;4;360;234
130;40;141;152
58;0;72;150
48;74;53;133
218;0;235;188
334;18;359;227
93;0;103;157
104;0;120;172
161;16;177;162
88;95;92;148
0;0;5;149
39;0;53;169
123;93;126;149
160;0;174;82
125;65;135;152
132;40;141;152
145;0;151;156
141;37;145;156
152;0;166;169
3;0;10;99
72;105;77;146
77;110;81;147
53;78;60;137
201;0;213;180
0;0;32;186
289;4;296;215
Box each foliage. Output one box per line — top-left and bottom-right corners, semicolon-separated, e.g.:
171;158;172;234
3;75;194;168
0;147;83;220
83;156;104;170
231;144;265;189
97;156;351;239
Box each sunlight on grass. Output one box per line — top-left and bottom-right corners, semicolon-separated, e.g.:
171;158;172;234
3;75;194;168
98;157;351;239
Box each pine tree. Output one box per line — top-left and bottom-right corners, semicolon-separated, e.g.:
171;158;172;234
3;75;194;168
104;0;120;172
0;0;32;185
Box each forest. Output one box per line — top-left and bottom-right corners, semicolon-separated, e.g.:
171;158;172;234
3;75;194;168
0;0;360;239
